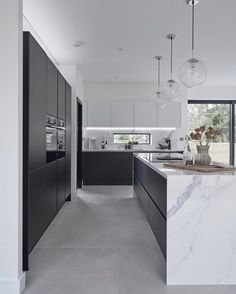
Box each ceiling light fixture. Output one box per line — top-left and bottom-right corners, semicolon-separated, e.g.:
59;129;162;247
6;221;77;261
154;56;166;109
179;0;207;88
162;34;182;102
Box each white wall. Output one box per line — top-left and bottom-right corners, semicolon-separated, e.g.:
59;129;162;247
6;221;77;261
84;82;188;150
188;85;236;100
60;65;84;197
0;0;25;293
23;16;59;68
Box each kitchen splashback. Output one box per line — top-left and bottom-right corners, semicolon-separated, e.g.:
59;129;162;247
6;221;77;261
83;128;183;150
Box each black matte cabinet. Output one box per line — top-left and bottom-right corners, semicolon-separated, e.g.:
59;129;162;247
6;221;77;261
28;167;46;253
45;161;57;226
57;157;66;209
133;156;167;259
24;33;47;171
148;168;167;218
133;175;149;218
57;72;66;120
83;151;133;185
65;83;71;198
46;58;58;116
148;197;166;258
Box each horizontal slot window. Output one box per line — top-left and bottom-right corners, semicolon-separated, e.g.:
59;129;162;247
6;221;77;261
113;133;151;145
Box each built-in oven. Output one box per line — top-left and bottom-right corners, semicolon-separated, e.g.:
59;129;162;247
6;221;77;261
57;118;66;159
46;115;66;163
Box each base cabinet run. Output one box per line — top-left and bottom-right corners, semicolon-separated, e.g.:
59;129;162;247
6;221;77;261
133;157;167;258
83;151;133;185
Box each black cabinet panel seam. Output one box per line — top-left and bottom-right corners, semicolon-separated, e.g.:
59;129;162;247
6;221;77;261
135;173;166;221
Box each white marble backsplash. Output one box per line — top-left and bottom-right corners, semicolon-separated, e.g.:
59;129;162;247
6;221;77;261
84;129;184;150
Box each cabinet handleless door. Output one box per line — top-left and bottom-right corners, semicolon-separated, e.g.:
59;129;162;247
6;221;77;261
46;58;57;116
65;83;71;198
28;167;46;253
57;157;66;209
25;33;47;171
111;101;133;127
87;101;110;127
134;101;156;127
45;161;57;226
58;72;66;120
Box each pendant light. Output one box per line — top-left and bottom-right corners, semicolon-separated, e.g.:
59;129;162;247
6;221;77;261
179;0;207;88
162;34;182;102
154;56;166;109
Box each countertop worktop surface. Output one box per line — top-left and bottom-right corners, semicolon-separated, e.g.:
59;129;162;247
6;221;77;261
83;148;184;153
134;153;236;178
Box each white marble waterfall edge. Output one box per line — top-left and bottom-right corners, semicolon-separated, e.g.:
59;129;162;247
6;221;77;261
167;174;236;285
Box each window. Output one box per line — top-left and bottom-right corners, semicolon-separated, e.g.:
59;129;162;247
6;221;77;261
188;100;235;165
113;133;151;145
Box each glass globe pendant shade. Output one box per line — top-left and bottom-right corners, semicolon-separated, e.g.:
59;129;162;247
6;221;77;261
179;58;207;88
161;79;182;102
155;91;166;109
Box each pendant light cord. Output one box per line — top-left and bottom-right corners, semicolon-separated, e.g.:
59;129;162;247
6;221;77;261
155;56;161;93
192;0;195;58
170;36;173;80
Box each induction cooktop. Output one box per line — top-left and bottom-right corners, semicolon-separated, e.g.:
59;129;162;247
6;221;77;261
144;153;183;162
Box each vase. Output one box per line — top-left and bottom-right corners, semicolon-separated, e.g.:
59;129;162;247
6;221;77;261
196;145;211;165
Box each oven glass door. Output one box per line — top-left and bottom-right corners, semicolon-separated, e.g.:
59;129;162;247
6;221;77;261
46;126;58;163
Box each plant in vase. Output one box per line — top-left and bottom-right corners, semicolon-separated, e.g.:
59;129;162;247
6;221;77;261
189;126;220;165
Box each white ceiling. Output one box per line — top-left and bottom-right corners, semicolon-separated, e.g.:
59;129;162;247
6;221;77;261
23;0;236;85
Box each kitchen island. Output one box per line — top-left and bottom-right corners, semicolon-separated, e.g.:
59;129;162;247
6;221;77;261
134;153;236;285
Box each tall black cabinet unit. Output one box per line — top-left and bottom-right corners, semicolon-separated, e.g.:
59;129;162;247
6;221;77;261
65;84;71;199
23;32;72;271
46;58;58;116
58;72;66;120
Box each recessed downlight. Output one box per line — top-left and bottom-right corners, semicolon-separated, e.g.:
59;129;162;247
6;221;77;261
73;40;84;48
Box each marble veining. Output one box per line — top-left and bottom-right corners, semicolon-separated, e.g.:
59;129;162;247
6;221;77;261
167;175;236;285
135;153;236;285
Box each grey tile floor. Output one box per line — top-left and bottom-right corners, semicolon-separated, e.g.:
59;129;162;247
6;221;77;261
24;186;236;294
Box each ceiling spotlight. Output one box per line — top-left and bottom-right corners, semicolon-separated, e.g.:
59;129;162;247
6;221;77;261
73;40;84;48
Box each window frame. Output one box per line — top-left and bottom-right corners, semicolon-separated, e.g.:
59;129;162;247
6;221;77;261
188;100;235;165
113;133;151;145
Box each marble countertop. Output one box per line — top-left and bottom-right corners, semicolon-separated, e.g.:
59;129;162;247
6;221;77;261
134;153;236;179
83;148;184;153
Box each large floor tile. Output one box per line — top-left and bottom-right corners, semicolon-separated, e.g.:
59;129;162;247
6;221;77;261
25;185;236;294
24;247;119;294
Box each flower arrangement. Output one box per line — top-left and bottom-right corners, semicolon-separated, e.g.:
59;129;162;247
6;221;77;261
189;126;220;146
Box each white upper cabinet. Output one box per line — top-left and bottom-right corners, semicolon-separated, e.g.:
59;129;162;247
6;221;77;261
111;101;134;127
87;101;110;127
134;101;157;127
82;101;87;127
157;102;181;128
85;100;181;128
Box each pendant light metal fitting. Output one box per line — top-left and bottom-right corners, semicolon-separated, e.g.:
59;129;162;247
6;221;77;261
166;34;176;40
186;0;199;6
